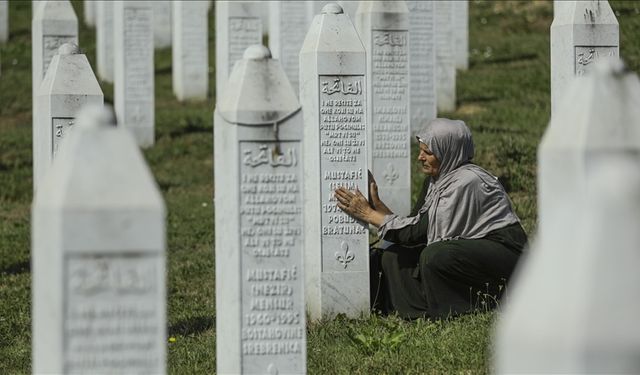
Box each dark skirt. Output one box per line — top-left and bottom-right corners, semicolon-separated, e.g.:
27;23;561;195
371;223;527;319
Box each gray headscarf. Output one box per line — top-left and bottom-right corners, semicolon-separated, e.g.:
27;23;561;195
380;118;520;244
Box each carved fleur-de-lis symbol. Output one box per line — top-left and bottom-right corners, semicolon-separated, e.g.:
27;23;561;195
335;241;355;269
384;163;399;185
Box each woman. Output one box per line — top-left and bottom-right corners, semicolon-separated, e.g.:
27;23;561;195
335;118;527;319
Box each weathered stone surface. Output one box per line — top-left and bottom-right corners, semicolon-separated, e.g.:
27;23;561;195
215;1;262;100
435;0;456;112
407;1;437;136
34;43;104;191
32;104;166;374
214;45;307;375
172;0;208;101
114;0;155;147
550;0;618;115
453;0;468;70
96;0;114;83
356;0;411;216
496;60;640;374
300;3;370;320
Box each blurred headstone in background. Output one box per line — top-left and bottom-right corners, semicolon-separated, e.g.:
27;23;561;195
32;104;167;374
172;0;208;101
435;0;456;112
114;0;155;148
269;0;310;96
215;1;262;101
496;60;640;374
33;43;103;192
356;0;411;216
0;0;8;43
338;0;359;21
214;45;307;375
153;1;171;49
300;3;370;320
550;0;618;115
96;0;114;83
83;0;95;27
407;0;437;137
453;0;469;70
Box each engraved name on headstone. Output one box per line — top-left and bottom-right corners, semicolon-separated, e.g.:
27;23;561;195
408;1;437;136
172;0;208;101
215;45;306;375
300;3;370;320
114;0;155;147
357;1;411;216
435;0;456;112
96;0;114;82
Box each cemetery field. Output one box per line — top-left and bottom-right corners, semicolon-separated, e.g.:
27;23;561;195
2;1;640;374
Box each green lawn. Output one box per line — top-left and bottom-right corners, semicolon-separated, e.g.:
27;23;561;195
2;1;640;374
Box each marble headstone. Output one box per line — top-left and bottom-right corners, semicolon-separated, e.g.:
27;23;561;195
453;0;469;70
300;3;370;320
496;60;640;374
215;1;263;100
172;0;208;101
32;104;166;374
268;1;310;97
550;0;618;115
356;1;411;216
96;0;114;83
114;0;155;147
407;1;437;137
34;43;104;191
554;0;575;16
0;0;8;43
153;1;171;49
435;0;456;112
214;45;307;375
83;0;95;27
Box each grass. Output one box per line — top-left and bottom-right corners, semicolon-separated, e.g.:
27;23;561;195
2;0;640;374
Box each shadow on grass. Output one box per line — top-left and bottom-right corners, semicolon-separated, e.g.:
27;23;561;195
169;315;215;337
1;260;30;275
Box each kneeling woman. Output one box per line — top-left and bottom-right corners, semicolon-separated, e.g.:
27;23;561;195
335;118;527;319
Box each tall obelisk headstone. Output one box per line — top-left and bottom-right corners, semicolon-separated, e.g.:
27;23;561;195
496;60;640;374
32;104;166;374
215;1;262;100
96;0;114;82
356;1;411;216
214;45;307;375
172;0;208;101
34;43;104;191
269;1;310;96
407;1;436;136
550;0;618;115
153;1;171;49
300;3;370;320
114;0;155;147
0;0;8;43
435;0;456;112
453;0;468;70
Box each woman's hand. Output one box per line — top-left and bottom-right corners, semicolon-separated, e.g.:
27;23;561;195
368;171;393;215
335;186;386;227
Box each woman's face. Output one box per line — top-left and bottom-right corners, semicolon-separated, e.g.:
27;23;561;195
418;142;441;177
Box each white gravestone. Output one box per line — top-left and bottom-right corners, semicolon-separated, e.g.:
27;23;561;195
215;1;263;100
550;0;618;115
96;0;114;83
300;3;370;320
554;0;575;16
269;1;310;97
496;60;640;373
338;1;359;21
453;0;468;70
32;104;167;374
356;1;411;216
0;0;8;43
407;1;437;137
114;0;155;148
172;1;208;101
214;45;307;375
153;1;171;49
435;0;456;112
83;0;95;27
34;43;104;191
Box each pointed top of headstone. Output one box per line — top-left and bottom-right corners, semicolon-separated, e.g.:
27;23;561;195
58;42;79;55
34;0;77;21
217;46;300;126
322;3;344;14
